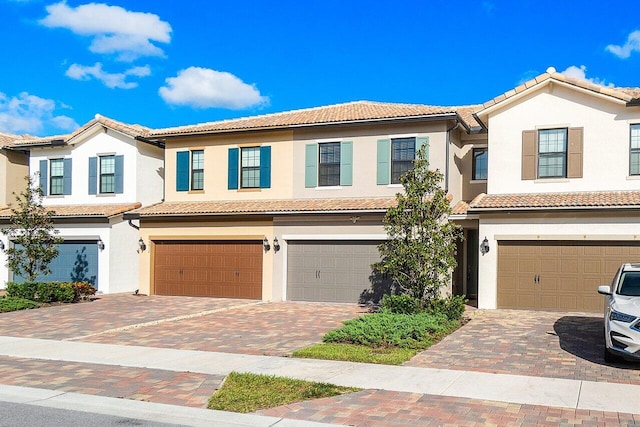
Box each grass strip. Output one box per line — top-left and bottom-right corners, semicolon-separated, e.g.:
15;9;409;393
293;342;418;365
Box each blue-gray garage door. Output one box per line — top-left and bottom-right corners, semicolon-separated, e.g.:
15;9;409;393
14;241;99;288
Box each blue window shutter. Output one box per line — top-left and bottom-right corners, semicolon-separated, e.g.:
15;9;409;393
62;158;72;195
340;141;353;186
39;159;48;195
305;144;317;188
259;146;271;189
176;151;189;192
228;148;239;190
88;157;97;195
376;139;390;185
114;155;124;194
416;137;429;162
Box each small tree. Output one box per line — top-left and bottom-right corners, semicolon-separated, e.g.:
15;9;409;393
374;145;462;308
1;174;62;282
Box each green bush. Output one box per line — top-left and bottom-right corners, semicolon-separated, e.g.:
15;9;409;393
0;296;39;312
323;312;457;349
6;282;38;300
380;294;420;315
5;281;92;303
71;282;96;300
53;283;76;303
426;295;468;321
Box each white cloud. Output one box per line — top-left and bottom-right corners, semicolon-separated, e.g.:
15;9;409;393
0;91;79;135
65;62;151;89
159;67;268;109
561;65;612;86
606;30;640;59
39;1;171;62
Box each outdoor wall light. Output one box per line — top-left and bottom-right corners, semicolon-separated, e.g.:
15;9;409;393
273;237;280;252
97;238;105;251
480;236;490;256
263;236;270;252
0;241;5;251
138;238;147;252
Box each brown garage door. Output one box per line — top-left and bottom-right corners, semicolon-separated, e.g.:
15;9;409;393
497;241;640;311
154;240;262;299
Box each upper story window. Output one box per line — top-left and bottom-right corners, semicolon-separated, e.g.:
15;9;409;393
305;141;352;188
89;155;123;195
391;138;416;184
318;142;341;186
630;124;640;175
537;128;567;178
472;148;488;181
191;150;204;190
49;158;65;195
241;147;260;188
100;155;115;194
226;146;271;190
376;137;428;185
38;158;71;196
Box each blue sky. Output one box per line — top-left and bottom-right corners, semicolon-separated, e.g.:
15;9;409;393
1;0;639;136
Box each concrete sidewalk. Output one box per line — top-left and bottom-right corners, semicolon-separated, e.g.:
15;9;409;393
0;383;343;427
0;335;639;415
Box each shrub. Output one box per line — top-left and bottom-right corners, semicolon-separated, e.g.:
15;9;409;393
71;282;96;300
426;295;468;321
323;312;457;349
53;283;76;303
0;296;39;312
6;282;38;300
380;294;420;315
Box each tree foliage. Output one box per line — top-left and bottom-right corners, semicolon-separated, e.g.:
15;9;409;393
373;145;462;308
1;174;62;282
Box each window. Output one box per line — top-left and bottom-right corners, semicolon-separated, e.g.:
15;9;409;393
99;155;115;194
318;142;341;186
472;148;488;180
538;128;567;178
631;125;640;175
49;159;64;195
191;150;204;190
391;137;416;184
241;147;260;188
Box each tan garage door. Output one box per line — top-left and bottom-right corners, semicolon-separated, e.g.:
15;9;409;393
497;241;640;311
154;240;262;299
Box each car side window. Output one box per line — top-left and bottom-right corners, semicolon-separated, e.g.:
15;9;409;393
619;272;640;296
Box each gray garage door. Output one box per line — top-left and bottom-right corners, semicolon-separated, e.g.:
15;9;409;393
287;240;387;303
13;241;99;288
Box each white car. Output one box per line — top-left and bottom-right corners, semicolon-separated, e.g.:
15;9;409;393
598;263;640;363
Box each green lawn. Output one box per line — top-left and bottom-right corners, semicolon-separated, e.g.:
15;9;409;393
293;343;418;365
207;372;359;413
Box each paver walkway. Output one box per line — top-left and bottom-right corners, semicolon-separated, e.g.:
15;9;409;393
407;309;640;385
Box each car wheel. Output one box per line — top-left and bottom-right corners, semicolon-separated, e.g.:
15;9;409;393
604;348;621;363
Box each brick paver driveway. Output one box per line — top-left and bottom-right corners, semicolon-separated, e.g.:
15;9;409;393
406;309;640;385
0;294;365;355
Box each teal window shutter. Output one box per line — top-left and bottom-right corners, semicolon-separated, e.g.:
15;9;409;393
88;157;97;195
340;141;353;186
228;148;239;190
259;146;271;188
376;139;390;185
176;151;189;191
62;158;72;195
39;159;48;195
114;155;124;194
416;137;429;161
305;143;317;188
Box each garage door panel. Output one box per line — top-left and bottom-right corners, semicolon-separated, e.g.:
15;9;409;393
154;241;262;299
287;240;388;303
498;241;640;312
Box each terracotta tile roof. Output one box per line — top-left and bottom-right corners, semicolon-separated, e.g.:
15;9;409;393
451;200;469;215
479;68;640;113
133;198;399;217
10;115;151;148
0;203;141;219
469;191;640;211
0;132;31;147
149;101;482;137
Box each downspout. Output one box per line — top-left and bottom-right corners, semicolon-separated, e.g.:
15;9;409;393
445;119;460;193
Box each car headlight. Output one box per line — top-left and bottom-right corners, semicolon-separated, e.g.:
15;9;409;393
610;310;637;323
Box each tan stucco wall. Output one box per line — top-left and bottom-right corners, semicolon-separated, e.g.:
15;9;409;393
138;219;275;300
456;132;488;202
165;131;294;202
1;149;29;206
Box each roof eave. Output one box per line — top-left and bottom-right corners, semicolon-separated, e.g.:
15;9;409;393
468;205;640;214
137;208;389;219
